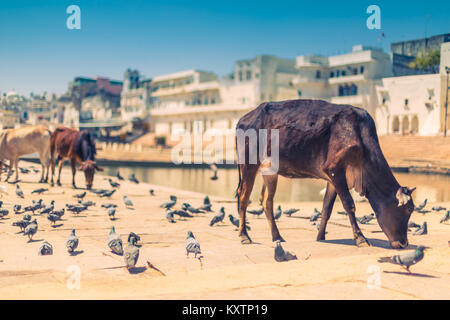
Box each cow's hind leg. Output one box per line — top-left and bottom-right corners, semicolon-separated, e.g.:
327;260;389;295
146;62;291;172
70;159;77;189
317;182;337;241
259;184;266;206
39;153;46;183
5;159;13;182
56;157;64;186
237;164;258;244
262;173;284;242
331;169;369;247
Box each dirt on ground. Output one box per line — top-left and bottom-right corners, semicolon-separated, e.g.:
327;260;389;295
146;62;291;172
0;163;448;299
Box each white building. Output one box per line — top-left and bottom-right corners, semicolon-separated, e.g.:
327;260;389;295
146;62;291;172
121;69;152;125
150;55;298;140
293;45;392;116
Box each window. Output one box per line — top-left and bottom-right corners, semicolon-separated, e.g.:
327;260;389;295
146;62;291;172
329;71;334;78
342;70;346;76
336;70;340;77
404;99;409;106
315;70;321;79
360;66;364;74
239;71;243;82
352;68;358;75
246;71;252;80
297;90;302;97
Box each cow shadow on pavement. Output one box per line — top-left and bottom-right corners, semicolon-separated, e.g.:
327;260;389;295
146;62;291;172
319;238;420;250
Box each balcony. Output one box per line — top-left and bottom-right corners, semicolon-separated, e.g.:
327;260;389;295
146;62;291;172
328;74;365;84
330;95;365;106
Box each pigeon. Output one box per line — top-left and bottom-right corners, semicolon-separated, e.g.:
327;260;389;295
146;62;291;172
40;201;54;215
0;200;3;207
124;237;139;270
16;184;24;198
432;206;446;212
47;213;61;226
378;245;426;273
116;171;124;180
108;179;120;188
123;196;134;208
101;203;117;209
337;211;348;216
185;231;201;258
274;240;297;262
440;211;450;224
170;209;193;219
108;207;116;220
19;167;30;174
203;195;211;206
128;173;139;184
12;217;30;232
31;188;48;195
165;209;175;223
38;241;53;255
149;189;154;196
127;232;140;245
90;188;109;195
53;208;65;218
408;221;421;229
209;164;218;180
66;204;87;215
78;200;95;207
415;199;427;211
66;229;79;254
274;205;282;220
99;189;116;198
199;203;212;212
0;209;9;218
210;207;226;226
357;213;375;224
283;208;299;217
13;204;22;214
247;207;264;217
310;208;321;222
182;203;205;214
413;222;427;235
24;219;38;241
228;214;251;230
73;191;86;199
160;195;177;209
107;226;123;255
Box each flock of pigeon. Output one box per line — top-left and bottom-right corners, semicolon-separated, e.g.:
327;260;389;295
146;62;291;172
3;166;449;275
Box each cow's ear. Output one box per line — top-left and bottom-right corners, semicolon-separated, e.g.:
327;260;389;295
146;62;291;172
396;187;411;207
95;165;104;172
407;187;416;194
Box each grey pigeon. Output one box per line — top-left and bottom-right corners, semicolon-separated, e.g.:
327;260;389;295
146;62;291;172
108;207;116;220
66;229;79;254
415;199;427;211
274;205;282;220
203;195;211;206
170;209;193;219
116;171;124;180
24;219;38;241
53;208;65;218
274;240;297;262
283;208;299;217
165;209;175;223
66;204;87;215
247;207;264;217
127;232;140;245
185;231;201;258
12;218;30;232
310;208;321;222
73;191;86;199
108;179;120;188
13;204;22;214
160;195;177;209
123;196;133;208
440;211;450;224
182;203;205;214
378;245;426;273
413;222;427;235
40;201;54;215
432;205;446;212
16;184;24;198
100;189;116;198
47;213;61;226
0;209;9;218
357;213;375;224
149;189;154;196
228;214;251;230
79;200;95;207
124;237;139;269
31;188;48;195
210;207;225;226
408;221;421;229
199;203;212;212
38;241;53;255
101;203;117;209
107;226;123;255
128;173;139;184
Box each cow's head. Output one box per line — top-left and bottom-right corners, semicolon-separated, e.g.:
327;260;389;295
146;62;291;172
377;186;415;249
79;160;103;189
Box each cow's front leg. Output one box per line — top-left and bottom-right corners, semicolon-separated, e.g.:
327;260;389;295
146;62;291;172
262;174;284;242
13;158;19;183
330;169;370;247
237;165;258;244
70;159;77;189
317;182;337;241
5;160;13;182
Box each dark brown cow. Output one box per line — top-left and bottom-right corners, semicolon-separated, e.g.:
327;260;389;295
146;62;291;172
50;127;103;189
236;99;415;249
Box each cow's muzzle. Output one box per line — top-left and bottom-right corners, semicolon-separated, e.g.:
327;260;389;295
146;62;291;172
390;240;408;249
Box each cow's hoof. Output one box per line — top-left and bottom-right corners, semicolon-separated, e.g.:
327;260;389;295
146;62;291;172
316;234;326;241
240;235;252;245
355;236;370;247
57;182;62;187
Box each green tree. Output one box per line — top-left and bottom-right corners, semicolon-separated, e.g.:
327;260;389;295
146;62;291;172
409;49;440;73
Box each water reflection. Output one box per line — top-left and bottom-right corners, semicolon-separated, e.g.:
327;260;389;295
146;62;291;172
100;165;450;203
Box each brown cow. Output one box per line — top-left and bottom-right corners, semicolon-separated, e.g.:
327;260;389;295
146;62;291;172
0;126;51;183
50;127;103;189
236;99;415;249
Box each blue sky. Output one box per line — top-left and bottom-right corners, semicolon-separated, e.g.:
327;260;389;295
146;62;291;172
1;0;449;95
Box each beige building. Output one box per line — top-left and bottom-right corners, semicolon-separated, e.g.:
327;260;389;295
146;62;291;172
150;55;298;139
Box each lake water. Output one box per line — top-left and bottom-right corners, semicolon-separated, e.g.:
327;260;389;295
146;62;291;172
99;165;450;203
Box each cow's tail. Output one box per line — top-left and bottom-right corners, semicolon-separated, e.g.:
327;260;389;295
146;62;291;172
235;135;242;213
